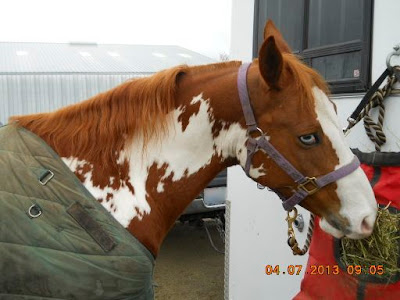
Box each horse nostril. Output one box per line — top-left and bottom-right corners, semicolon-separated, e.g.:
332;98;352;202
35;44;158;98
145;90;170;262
361;216;373;235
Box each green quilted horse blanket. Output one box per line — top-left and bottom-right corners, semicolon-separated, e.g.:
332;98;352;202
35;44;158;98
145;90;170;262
0;125;155;299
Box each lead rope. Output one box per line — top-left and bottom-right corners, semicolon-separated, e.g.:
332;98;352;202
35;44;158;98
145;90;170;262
351;72;398;151
286;208;315;255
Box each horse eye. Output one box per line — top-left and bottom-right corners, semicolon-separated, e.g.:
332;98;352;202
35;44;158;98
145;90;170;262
299;134;319;146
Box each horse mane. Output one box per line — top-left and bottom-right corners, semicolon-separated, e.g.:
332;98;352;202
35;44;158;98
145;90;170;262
10;58;327;171
10;65;188;170
282;53;330;109
187;61;241;74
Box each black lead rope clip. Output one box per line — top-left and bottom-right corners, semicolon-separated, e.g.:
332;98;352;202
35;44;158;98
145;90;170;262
343;117;357;136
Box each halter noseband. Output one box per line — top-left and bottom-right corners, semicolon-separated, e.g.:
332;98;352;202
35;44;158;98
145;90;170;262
237;62;360;211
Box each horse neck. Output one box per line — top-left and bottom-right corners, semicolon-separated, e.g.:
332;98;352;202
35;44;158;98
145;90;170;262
125;65;247;256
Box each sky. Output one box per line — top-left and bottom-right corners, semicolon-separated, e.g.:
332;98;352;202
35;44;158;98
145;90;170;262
0;0;232;60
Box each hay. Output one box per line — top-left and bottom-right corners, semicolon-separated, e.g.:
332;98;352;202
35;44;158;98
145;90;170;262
340;205;400;281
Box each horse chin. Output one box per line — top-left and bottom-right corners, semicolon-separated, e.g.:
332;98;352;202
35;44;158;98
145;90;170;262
319;218;345;239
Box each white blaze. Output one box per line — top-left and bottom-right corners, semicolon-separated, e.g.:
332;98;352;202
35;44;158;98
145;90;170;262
312;87;377;237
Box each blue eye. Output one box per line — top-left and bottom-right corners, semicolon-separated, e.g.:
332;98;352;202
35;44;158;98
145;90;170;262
299;134;319;146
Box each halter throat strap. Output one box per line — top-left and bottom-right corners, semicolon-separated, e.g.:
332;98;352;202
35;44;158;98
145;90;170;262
237;62;360;211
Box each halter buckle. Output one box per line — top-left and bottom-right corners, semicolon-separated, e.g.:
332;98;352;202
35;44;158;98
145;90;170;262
297;177;319;195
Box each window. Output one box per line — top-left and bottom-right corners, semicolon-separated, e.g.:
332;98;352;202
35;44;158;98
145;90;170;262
253;0;373;93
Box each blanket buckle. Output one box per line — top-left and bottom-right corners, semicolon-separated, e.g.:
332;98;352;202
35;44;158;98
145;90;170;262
39;169;54;185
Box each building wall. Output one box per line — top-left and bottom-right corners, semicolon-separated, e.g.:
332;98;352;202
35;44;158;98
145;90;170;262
371;0;400;83
229;0;255;62
0;73;140;123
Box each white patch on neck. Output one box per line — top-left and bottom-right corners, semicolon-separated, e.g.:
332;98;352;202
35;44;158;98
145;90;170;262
156;182;164;193
62;157;151;227
63;93;248;228
313;87;376;236
190;93;204;104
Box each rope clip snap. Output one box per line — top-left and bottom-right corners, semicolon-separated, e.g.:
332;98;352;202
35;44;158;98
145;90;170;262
386;44;400;72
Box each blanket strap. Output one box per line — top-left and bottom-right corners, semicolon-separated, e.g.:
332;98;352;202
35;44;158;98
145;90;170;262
67;202;117;252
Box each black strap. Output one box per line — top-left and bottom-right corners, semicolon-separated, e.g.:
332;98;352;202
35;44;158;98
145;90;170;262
67;202;117;252
348;68;391;123
352;149;400;166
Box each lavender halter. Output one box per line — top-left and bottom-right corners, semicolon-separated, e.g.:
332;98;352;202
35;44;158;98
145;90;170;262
237;62;360;211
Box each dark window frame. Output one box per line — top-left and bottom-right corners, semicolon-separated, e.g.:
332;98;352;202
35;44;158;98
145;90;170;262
253;0;373;94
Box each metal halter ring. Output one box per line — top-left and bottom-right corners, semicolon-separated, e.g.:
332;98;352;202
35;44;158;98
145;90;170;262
247;127;264;137
28;204;42;218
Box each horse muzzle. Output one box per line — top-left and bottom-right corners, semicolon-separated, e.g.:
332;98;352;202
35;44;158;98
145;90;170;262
320;206;377;239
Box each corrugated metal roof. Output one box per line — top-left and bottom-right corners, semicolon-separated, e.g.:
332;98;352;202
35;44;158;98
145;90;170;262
0;42;215;74
0;42;216;124
0;74;138;123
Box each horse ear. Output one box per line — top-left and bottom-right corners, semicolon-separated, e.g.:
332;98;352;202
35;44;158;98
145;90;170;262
263;20;291;53
258;36;283;89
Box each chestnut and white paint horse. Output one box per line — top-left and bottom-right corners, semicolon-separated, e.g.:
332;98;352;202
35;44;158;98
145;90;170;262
11;21;377;257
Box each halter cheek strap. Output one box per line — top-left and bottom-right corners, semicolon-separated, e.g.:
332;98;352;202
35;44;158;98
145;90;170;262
237;62;360;211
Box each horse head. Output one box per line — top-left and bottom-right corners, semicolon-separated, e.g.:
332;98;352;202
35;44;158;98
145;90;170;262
239;21;377;239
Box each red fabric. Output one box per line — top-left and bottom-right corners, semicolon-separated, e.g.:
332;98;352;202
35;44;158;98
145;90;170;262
368;165;400;210
294;164;400;300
